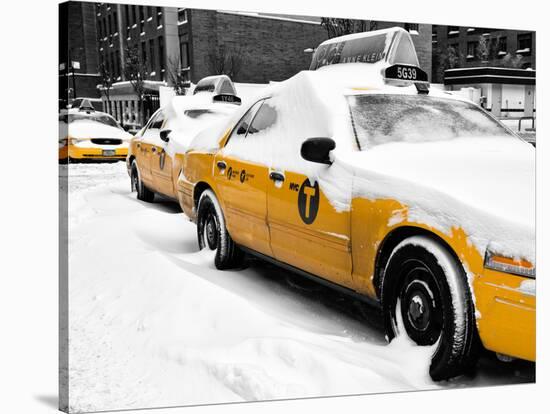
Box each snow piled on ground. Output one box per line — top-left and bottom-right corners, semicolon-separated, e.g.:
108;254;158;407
65;163;534;413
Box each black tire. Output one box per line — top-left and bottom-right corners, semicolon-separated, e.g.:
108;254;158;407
131;160;154;202
381;235;479;381
196;189;243;270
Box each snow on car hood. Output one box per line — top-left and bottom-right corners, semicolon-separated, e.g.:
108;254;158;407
336;136;535;264
69;120;132;140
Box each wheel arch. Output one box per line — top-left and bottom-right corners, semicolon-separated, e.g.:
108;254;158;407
373;225;465;299
193;181;214;210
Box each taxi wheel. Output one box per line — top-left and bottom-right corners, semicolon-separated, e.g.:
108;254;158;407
381;235;478;381
131;160;154;202
197;189;243;270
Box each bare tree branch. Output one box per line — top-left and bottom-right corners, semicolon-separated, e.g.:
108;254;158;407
320;18;368;39
165;56;190;95
207;45;246;79
124;45;148;124
98;62;113;104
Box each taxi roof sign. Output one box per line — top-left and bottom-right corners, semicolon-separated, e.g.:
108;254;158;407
310;27;420;70
193;75;237;96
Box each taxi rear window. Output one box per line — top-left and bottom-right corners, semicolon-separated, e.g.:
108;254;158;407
348;94;514;149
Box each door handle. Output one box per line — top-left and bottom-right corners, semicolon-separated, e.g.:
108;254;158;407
269;172;285;182
216;161;227;170
136;143;141;149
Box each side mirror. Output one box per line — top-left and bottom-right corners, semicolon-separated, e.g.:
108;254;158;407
160;129;172;143
300;137;336;165
122;124;131;132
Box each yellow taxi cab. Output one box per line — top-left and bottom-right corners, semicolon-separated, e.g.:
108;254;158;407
59;101;132;162
177;28;535;380
126;75;244;202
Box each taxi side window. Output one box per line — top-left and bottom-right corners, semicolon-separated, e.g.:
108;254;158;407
149;111;165;130
246;101;277;136
226;100;264;145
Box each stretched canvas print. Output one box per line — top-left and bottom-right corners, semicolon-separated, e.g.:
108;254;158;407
59;1;536;412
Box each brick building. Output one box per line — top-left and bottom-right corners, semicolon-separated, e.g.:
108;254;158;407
431;25;536;83
59;2;102;107
60;2;434;126
80;4;332;127
95;3;179;83
431;25;536;119
178;10;327;84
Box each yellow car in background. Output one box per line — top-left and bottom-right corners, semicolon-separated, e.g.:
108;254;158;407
127;75;245;202
59;104;132;162
177;28;535;380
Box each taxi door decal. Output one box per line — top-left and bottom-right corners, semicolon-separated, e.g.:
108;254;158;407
297;179;320;224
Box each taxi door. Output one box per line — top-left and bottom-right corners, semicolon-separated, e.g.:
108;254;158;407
213;99;272;256
267;158;354;288
147;110;175;197
136;111;163;187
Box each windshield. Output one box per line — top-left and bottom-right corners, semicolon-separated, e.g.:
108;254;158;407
66;113;121;129
348;94;514;149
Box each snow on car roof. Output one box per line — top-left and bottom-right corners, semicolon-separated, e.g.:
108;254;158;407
189;62;473;157
161;92;242;158
235;63;471;148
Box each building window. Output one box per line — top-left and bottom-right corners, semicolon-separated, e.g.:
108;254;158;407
158;36;165;74
180;41;189;68
466;41;476;59
498;37;507;57
156;7;162;26
139;6;145;32
404;23;419;35
108;14;113;36
125;6;131;37
147;6;153;21
149;39;156;74
141;41;147;65
110;52;115;77
115;50;120;79
431;26;437;44
448;26;459;37
178;8;188;24
113;11;118;35
517;33;532;55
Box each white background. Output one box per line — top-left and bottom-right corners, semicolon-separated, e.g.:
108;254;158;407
0;0;546;413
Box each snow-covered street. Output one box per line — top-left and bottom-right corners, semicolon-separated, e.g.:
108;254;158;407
63;162;535;413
